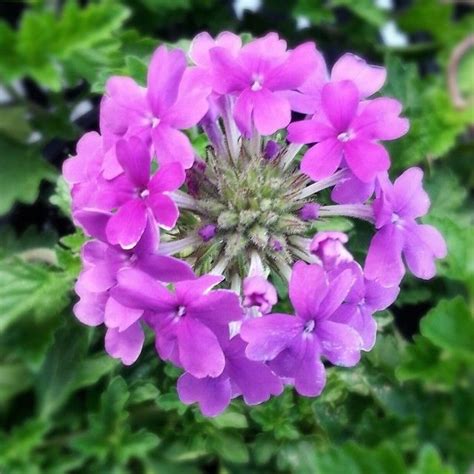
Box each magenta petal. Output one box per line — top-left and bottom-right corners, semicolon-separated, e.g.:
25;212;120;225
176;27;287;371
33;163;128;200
174;275;223;303
77;263;116;293
152;124;195;169
115;137;151;188
331;53;386;98
287;119;335;144
73;292;106;327
317;320;362;366
104;297;144;332
136;254;195;282
318;269;355;320
252;89;291;135
352;98;409;140
392;167;430;219
188;290;243;326
113;268;177;312
234;89;255;137
289;262;328;320
147;193;179;229
73;210;111;242
177;317;226;378
147;46;187;115
294;339;326;397
364;224;405;286
106;199;147;249
148;162;185;193
240;314;304;361
321;80;359;131
105;322;144;366
177;372;232;417
364;280;400;311
331;171;375;204
344;139;390;183
209;47;249;94
403;223;447;280
300;139;343;181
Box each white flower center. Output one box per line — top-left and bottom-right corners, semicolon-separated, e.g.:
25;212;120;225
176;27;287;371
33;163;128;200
251;74;264;91
140;189;150;199
337;131;353;142
304;320;315;334
177;305;187;317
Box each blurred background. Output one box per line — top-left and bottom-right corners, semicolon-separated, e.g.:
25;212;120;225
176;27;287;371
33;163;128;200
0;0;473;473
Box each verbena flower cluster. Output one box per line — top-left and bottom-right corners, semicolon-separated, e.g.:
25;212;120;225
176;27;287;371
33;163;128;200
64;32;447;417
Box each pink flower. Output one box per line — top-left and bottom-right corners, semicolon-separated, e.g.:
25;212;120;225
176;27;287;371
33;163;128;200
101;45;211;172
310;231;353;270
364;168;447;286
96;136;185;249
243;275;278;314
288;80;409;183
209;33;319;136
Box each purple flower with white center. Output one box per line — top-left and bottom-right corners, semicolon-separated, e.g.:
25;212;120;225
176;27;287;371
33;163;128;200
364;168;447;286
241;262;362;396
101;45;211;172
73;219;195;365
177;335;283;417
65;32;446;415
310;231;353;270
288;81;409;183
209;33;318;136
97;136;185;249
330;261;399;351
112;269;243;378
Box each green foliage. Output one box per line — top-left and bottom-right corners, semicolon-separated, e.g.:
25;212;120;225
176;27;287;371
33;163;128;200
0;1;473;473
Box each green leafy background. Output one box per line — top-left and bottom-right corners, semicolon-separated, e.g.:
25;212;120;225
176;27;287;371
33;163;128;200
0;1;473;473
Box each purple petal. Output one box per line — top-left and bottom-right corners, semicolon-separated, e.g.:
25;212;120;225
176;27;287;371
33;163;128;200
331;171;375;204
174;274;223;304
177;372;232;417
252;89;291;135
293;338;326;397
392;167;430;219
265;42;318;90
104;297;144;332
317;320;362;366
105;322;144;365
147;193;179;229
74;210;111;242
147;46;187;115
148;162;185;193
364;279;400;311
152;123;195;169
318;269;355;320
364;224;405;286
287;119;335;144
177;317;226;378
344;139;390;183
300;139;343;181
77;263;117;293
321;80;359;131
289;262;329;320
73;291;106;327
106;199;148;249
188;290;243;327
402;223;447;280
113;268;177;312
240;313;304;361
331;53;386;98
209;47;249;94
234;89;254;137
115;137;151;188
135;254;195;282
352;98;409;140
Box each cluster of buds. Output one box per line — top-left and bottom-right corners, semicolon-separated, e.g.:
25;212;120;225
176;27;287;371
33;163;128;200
64;32;446;416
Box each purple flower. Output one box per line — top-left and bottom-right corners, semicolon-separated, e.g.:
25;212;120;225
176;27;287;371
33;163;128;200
242;275;278;314
330;262;399;350
96;136;185;249
310;231;353;270
288;81;409;183
73;220;194;365
299;203;320;221
177;335;282;417
241;262;361;396
364;168;447;286
101;45;211;170
209;33;318;136
288;52;387;115
198;224;217;242
112;269;243;378
330;169;377;204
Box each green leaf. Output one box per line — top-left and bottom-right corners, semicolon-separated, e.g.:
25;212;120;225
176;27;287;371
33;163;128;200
211;432;249;464
36;320;89;417
411;445;455;474
0;135;55;216
420;297;474;360
0;362;33;405
211;411;248;429
0;106;32;142
330;0;387;27
0;258;71;332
